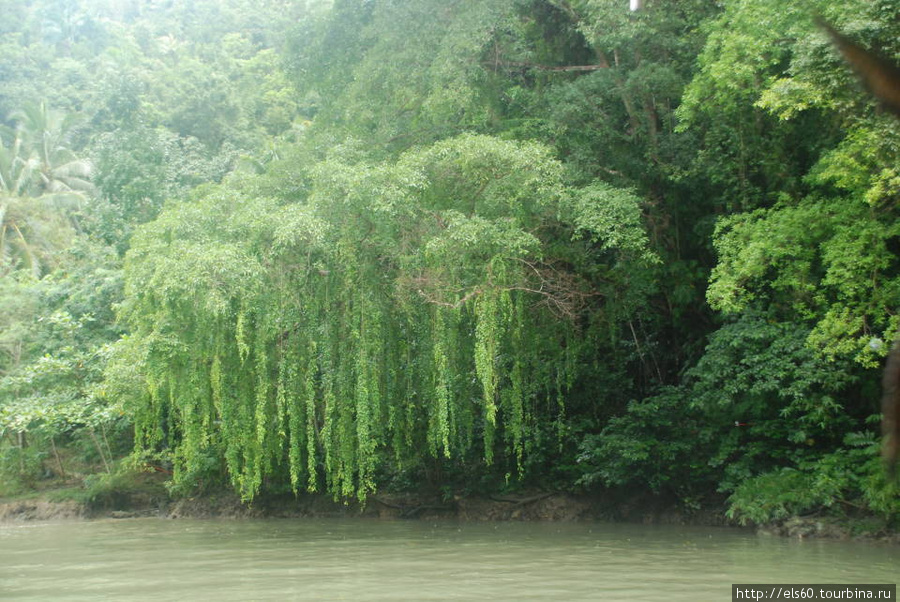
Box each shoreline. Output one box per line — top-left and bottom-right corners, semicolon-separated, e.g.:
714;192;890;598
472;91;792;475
1;488;896;543
0;486;729;524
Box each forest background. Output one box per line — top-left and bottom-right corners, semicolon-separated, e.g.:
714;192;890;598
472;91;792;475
1;0;898;530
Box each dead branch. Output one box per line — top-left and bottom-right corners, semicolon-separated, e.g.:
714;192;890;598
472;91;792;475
484;61;609;73
371;496;457;518
488;492;555;506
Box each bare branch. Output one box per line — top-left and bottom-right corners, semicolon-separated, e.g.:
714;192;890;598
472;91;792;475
484;61;609;73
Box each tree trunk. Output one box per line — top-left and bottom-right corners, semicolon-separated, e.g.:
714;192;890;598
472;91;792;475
16;431;28;474
90;428;112;474
50;436;66;479
882;339;900;477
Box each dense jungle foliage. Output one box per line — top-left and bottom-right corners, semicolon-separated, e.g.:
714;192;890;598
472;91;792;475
1;0;898;527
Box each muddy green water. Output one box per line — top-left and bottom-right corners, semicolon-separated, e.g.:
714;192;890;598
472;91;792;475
0;519;896;601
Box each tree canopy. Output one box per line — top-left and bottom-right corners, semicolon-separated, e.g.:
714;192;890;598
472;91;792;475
116;133;655;500
0;0;897;525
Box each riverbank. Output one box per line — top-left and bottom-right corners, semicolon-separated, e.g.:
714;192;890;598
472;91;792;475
0;487;723;524
2;479;897;544
0;469;729;525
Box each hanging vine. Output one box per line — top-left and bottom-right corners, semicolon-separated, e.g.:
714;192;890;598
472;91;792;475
113;134;655;501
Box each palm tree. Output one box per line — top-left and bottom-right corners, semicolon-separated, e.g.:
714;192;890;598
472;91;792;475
9;101;94;197
0;102;91;276
0;193;74;277
0;128;38;196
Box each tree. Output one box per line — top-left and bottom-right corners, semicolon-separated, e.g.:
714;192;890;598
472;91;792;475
671;0;900;520
696;0;900;365
0;240;125;489
0;102;93;276
9;101;93;197
113;133;656;501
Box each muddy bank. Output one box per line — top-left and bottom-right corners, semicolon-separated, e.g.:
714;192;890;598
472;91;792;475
0;499;86;522
1;489;895;543
111;491;630;522
0;488;726;526
758;516;900;544
140;490;736;526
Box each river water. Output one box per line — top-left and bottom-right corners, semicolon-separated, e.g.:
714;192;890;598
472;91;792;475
0;519;896;601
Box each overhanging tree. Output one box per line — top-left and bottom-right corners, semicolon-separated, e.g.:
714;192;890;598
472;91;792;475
114;133;656;501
